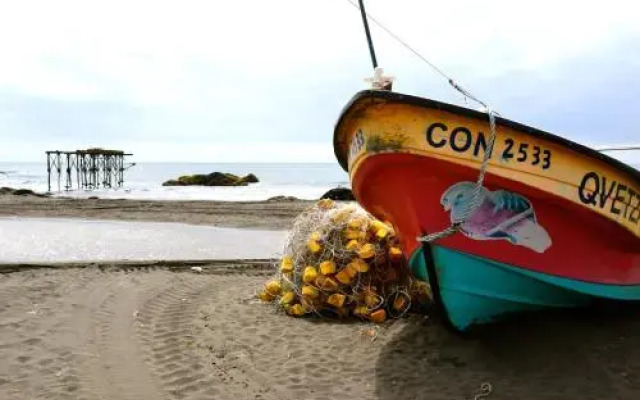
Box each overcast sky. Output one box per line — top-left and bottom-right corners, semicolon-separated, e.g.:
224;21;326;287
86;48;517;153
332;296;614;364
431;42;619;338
0;0;638;163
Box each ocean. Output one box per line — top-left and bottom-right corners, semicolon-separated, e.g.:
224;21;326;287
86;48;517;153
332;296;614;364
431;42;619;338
0;162;350;201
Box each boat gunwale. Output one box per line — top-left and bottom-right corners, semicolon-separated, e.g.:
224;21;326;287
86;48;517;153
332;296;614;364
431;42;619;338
333;90;640;183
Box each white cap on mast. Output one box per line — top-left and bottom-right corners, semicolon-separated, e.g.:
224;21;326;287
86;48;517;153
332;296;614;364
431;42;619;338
365;67;394;90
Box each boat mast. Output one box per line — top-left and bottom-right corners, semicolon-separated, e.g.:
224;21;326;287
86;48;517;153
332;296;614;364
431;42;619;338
357;0;378;70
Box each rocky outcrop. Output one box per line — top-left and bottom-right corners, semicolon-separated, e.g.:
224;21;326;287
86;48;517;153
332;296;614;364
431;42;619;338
0;187;49;197
244;173;259;183
319;187;355;201
162;172;260;187
266;195;299;202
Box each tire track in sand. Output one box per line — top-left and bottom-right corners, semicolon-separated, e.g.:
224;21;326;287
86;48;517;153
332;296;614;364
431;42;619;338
0;269;226;400
135;275;218;399
0;265;390;400
75;273;168;400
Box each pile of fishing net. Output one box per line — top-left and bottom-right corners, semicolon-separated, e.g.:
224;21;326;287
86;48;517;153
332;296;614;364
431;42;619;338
259;199;431;323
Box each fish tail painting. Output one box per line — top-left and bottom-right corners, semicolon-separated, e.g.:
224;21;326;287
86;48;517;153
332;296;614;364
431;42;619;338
441;182;552;253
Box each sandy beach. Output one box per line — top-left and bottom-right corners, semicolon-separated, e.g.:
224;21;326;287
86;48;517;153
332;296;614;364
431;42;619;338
0;194;311;230
1;195;640;399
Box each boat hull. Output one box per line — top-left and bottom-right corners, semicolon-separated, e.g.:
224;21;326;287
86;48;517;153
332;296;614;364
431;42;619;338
411;245;640;330
333;90;640;330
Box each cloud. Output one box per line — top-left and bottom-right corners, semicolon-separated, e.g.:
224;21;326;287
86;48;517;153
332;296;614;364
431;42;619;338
0;0;638;163
460;36;640;144
0;91;143;141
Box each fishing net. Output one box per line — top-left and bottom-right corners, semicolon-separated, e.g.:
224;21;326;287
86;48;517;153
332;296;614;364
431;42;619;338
259;199;431;323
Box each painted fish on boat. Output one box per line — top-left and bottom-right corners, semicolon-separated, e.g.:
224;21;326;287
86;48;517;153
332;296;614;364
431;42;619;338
441;182;551;253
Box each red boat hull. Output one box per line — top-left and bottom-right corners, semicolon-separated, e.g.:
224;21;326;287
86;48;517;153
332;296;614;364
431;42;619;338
353;152;640;285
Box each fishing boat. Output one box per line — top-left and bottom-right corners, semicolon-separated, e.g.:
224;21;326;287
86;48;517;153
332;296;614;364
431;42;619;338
334;1;640;331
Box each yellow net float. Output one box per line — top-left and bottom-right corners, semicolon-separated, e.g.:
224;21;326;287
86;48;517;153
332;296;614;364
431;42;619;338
358;243;376;259
344;229;361;240
354;305;370;318
319;260;336;275
346;239;360;251
369;309;387;323
258;291;275;302
389;246;403;261
280;256;293;273
302;266;318;284
317;199;335;210
307;239;322;253
301;285;319;299
288;304;308;316
347;217;368;230
348;258;369;273
316;276;339;292
280;291;296;305
346;264;359;279
375;227;389;240
326;293;346;308
335;269;352;285
265;280;282;296
364;292;381;309
369;220;386;233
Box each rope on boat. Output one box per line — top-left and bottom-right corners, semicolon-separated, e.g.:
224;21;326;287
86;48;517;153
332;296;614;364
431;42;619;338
418;110;498;243
597;145;640;152
474;382;493;400
345;0;500;243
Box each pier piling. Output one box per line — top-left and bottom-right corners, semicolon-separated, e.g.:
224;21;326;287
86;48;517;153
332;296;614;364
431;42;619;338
45;149;134;192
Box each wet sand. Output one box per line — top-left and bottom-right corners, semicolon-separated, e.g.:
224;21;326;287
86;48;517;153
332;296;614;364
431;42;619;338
0;217;286;263
1;196;640;399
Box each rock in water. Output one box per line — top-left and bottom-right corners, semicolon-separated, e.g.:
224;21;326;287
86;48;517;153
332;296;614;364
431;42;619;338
203;172;245;186
13;189;36;196
244;173;259;183
0;187;48;197
162;172;259;187
161;179;187;186
320;187;355;201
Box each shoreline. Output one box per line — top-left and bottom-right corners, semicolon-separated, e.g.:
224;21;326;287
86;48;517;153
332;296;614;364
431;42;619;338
0;194;313;230
0;258;275;274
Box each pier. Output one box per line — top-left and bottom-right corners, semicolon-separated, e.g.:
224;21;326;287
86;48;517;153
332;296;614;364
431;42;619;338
45;149;134;192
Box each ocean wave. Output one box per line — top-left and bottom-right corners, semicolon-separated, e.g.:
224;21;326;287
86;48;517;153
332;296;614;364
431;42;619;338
0;162;349;201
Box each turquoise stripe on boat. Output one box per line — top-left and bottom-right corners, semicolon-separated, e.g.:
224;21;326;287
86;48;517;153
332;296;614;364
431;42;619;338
409;246;640;330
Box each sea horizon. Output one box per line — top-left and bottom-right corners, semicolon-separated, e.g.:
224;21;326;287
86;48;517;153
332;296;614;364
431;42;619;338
0;161;350;201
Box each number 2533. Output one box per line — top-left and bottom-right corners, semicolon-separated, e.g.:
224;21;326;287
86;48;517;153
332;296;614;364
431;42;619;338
502;139;551;170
